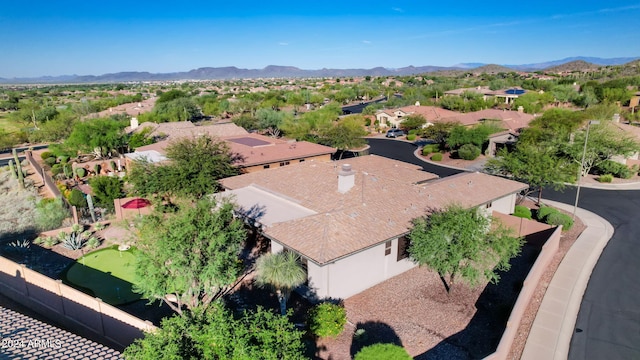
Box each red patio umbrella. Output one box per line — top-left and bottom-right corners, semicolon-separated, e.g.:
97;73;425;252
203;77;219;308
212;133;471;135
121;198;151;215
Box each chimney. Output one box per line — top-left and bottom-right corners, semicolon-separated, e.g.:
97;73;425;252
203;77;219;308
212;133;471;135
415;101;421;106
338;164;355;193
130;117;139;130
517;106;524;113
613;113;620;123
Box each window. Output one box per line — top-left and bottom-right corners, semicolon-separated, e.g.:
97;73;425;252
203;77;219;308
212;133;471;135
397;236;409;261
299;159;305;163
485;202;492;209
384;241;392;256
263;164;270;169
279;161;290;166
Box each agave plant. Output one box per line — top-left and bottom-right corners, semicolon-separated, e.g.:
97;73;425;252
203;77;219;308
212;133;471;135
61;231;85;250
6;239;31;254
43;237;59;248
93;222;106;231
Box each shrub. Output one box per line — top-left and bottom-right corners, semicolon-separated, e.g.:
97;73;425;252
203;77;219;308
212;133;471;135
408;129;417;135
51;163;64;176
431;153;443;161
545;212;574;231
598;174;614;183
110;161;117;171
595;160;633;178
406;134;417;141
35;198;70;231
40;151;54;160
75;167;86;177
457;144;481;160
44;156;57;167
94;164;101;175
536;206;559;221
58;155;70;164
308;302;347;338
68;189;87;208
513;205;532;219
422;144;440;155
354;343;412;360
42;236;59;248
86;236;101;249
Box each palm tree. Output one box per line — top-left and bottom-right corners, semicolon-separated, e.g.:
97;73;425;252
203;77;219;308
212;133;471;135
255;251;306;315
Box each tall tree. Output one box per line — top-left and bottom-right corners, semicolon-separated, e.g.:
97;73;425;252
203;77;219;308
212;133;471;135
64;118;127;158
255;252;307;315
409;205;523;292
485;143;575;205
128;135;241;200
319;115;367;159
133;199;247;315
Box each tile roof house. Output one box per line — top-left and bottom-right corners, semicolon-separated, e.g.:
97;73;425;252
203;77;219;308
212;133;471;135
375;104;459;128
444;86;529;104
125;120;336;171
218;155;528;299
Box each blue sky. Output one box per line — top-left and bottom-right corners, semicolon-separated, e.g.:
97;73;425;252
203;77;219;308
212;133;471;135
1;1;639;78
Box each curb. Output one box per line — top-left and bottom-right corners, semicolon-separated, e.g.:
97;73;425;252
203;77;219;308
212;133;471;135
411;148;473;172
521;200;614;360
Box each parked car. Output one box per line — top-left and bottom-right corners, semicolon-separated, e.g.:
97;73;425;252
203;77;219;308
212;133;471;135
385;129;405;138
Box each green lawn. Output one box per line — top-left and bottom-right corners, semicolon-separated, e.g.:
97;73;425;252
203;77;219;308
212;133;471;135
63;245;142;305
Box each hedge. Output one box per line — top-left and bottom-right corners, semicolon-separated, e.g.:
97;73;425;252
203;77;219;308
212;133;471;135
406;134;417;141
595;160;633;179
598;174;613;183
513;205;532;219
422;144;440;155
40;151;55;160
545;212;574;231
354;344;412;360
431;153;443;161
536;206;558;221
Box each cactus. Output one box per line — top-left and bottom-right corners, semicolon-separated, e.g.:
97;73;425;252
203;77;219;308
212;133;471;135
63;163;72;179
86;236;101;249
75;167;86;178
94;164;101;175
110;160;117;171
8;159;17;179
86;194;97;223
43;237;59;248
12;149;24;189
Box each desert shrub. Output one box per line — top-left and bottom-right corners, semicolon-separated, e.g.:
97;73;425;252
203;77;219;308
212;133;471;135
86;236;101;249
51;163;64;176
457;144;481;160
68;189;87;208
89;176;123;211
545;212;574;231
431;153;443;161
536;206;559;221
598;174;614;183
354;343;412;360
422;144;440;155
58;155;70;164
594;160;632;178
308;302;346;338
406;134;417;141
40;151;54;160
75;167;86;177
513;205;532;219
43;237;59;248
35;198;70;231
408;129;418;135
44;156;57;167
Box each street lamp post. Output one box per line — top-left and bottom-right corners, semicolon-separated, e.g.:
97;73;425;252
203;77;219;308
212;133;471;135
573;120;600;219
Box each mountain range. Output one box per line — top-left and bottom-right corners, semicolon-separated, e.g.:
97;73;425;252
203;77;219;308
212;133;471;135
1;56;638;84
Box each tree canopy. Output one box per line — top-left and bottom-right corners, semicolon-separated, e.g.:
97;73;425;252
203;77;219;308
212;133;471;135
64;118;127;157
255;252;306;315
128;135;241;200
409;205;523;291
133;198;247;315
123;302;305;360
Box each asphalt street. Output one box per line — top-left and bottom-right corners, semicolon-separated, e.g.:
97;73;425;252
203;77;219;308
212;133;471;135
367;137;640;359
545;187;640;359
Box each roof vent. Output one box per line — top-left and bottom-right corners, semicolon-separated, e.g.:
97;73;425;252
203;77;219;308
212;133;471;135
338;164;355;193
130;117;139;130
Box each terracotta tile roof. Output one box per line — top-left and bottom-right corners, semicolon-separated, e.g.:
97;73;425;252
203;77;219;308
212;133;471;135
134;133;335;167
223;133;335;167
220;156;528;264
126;121;248;139
612;121;640;141
397;105;460;122
438;109;534;129
0;305;122;359
444;86;492;96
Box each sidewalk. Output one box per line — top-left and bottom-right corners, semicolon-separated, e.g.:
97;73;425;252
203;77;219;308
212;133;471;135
520;200;614;360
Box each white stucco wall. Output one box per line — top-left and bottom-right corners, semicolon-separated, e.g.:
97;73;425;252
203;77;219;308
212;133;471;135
306;238;417;300
488;194;517;215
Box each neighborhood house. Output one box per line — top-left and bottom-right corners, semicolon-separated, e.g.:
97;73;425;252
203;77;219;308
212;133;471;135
218;155;528;299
